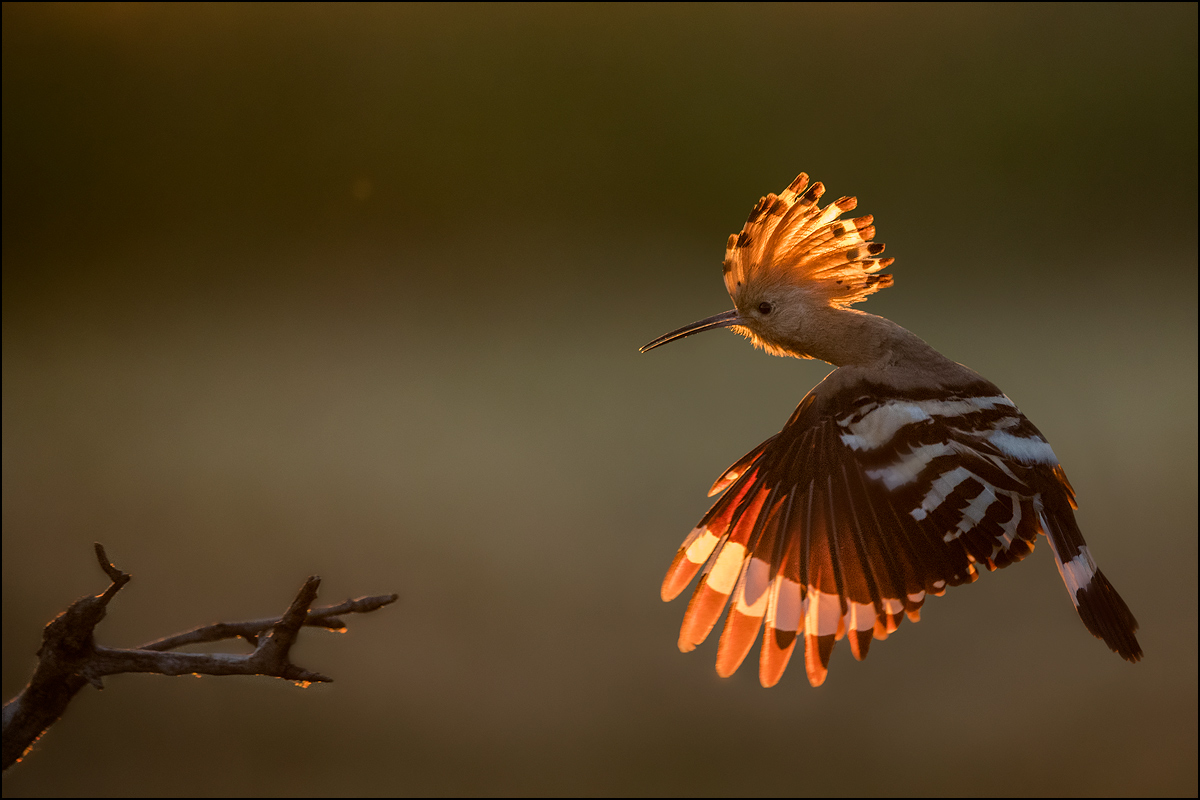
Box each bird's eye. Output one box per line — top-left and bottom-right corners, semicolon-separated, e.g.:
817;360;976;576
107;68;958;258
758;301;773;315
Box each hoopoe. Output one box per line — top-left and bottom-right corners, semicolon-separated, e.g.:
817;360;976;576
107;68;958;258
641;173;1141;687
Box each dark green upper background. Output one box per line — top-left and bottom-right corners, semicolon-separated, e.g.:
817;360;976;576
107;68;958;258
4;4;1196;276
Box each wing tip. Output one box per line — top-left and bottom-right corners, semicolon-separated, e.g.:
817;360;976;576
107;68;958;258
849;628;873;661
677;581;732;653
715;609;764;678
804;633;835;687
758;627;797;687
661;560;696;602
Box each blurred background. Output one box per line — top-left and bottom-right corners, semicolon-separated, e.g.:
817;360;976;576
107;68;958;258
3;4;1196;796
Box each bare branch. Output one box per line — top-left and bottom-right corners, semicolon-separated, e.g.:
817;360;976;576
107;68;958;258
138;593;399;651
2;546;395;771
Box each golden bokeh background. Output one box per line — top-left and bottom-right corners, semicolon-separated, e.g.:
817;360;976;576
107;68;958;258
3;4;1196;795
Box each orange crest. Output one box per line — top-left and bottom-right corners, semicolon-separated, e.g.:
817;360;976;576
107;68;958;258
721;173;894;309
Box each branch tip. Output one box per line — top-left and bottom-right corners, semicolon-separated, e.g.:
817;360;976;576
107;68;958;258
92;543;131;591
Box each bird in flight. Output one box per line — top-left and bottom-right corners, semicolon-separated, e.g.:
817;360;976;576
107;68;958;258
640;173;1141;687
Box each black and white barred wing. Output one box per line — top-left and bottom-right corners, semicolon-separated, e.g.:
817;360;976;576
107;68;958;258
661;380;1141;688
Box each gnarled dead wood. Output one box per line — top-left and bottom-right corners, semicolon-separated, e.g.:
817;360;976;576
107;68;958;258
2;544;397;770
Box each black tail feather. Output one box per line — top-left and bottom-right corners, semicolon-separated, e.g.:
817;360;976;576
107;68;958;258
1075;568;1142;663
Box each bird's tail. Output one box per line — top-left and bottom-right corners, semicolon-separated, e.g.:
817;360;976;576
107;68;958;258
1039;484;1142;662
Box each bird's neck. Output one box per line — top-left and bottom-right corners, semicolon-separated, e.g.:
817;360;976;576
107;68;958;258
790;305;943;370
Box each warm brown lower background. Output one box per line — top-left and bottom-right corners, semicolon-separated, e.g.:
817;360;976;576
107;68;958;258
3;4;1196;796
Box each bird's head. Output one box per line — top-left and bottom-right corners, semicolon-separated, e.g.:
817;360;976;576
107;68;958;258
641;173;894;359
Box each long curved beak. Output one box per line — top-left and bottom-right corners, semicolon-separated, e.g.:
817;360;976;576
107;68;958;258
639;308;743;353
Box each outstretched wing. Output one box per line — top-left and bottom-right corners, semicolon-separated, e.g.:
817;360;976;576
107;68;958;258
661;375;1141;687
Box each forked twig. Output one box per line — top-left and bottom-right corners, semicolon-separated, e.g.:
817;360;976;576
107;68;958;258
1;544;397;770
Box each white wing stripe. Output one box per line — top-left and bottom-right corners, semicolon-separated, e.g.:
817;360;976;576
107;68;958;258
912;466;972;521
767;575;803;632
866;441;955;489
849;601;875;632
707;542;746;594
956;484;999;533
807;589;841;636
734;557;772;615
988;430;1058;464
684;529;721;565
839;395;1015;451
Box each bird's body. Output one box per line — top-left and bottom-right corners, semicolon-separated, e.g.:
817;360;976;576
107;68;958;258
642;173;1141;687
